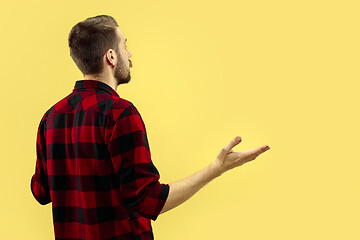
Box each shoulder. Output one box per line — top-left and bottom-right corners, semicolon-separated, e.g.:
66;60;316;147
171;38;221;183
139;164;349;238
112;98;142;121
41;91;141;123
103;96;143;122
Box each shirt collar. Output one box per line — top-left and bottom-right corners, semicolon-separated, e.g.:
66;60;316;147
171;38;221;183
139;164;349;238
73;80;120;97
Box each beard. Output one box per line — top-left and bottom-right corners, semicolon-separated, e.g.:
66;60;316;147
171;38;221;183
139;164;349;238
114;53;131;86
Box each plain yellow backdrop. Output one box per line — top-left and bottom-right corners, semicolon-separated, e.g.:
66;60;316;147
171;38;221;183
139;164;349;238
1;0;359;239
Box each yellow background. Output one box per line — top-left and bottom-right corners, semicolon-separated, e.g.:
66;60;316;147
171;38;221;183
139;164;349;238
1;0;359;239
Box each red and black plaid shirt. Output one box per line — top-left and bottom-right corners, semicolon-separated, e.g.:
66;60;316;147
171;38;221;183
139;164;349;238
30;80;169;240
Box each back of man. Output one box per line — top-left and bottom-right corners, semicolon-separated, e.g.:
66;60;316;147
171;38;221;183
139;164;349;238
31;79;169;239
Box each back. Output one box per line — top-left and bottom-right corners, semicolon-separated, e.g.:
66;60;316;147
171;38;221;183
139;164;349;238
30;80;169;240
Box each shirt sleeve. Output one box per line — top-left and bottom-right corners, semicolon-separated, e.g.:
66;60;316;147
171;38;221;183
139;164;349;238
108;103;169;221
30;115;51;205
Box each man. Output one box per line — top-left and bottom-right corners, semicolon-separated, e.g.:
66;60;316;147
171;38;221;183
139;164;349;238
30;15;270;240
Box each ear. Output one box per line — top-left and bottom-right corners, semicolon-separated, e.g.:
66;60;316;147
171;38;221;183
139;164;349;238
105;49;116;67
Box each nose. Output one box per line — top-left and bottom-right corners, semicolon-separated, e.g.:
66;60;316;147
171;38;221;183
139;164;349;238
128;51;132;58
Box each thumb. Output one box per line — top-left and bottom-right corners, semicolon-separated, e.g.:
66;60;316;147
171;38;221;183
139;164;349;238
218;136;242;159
224;136;242;152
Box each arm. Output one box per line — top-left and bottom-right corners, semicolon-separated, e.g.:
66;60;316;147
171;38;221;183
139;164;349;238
160;136;270;214
108;103;169;220
159;161;221;214
30;115;52;205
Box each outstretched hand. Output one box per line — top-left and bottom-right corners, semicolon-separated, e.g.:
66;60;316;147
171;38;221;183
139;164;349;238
213;136;270;175
159;136;270;214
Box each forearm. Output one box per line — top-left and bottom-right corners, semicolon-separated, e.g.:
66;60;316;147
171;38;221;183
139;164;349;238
159;161;223;214
158;136;270;215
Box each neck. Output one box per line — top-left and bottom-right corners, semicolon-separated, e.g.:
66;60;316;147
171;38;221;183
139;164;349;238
83;74;117;91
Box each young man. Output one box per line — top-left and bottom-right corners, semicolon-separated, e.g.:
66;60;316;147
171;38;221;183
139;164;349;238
30;15;270;240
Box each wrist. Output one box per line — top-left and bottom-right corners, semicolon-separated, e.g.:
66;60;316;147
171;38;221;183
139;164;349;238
209;160;224;178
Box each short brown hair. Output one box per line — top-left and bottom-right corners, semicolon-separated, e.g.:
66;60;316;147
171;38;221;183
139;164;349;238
68;15;121;75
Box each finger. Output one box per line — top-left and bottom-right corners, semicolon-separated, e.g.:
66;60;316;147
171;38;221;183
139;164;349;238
248;145;270;156
218;136;242;160
223;136;242;152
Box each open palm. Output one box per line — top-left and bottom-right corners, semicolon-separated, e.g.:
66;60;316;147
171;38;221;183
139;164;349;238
214;136;270;174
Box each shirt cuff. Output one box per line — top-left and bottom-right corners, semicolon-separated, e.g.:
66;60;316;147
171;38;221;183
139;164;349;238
151;183;170;221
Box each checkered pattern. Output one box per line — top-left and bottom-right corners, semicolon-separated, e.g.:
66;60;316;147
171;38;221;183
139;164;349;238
31;80;169;240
